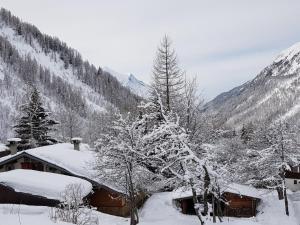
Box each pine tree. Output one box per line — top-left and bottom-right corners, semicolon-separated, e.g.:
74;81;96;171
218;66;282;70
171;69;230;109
14;87;58;150
152;35;184;111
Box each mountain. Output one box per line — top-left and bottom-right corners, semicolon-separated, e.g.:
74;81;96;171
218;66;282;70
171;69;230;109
0;8;141;142
103;67;150;98
204;42;300;128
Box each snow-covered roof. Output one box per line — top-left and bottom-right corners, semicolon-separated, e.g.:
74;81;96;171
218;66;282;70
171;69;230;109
172;187;201;200
224;183;261;199
7;138;21;142
71;137;82;141
25;143;95;179
0;169;92;201
0;143;124;193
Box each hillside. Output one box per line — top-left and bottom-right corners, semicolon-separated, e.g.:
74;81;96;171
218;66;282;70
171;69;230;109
0;8;141;142
204;42;300;128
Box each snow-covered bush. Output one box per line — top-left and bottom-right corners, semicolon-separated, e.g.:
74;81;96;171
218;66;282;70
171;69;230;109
50;183;98;225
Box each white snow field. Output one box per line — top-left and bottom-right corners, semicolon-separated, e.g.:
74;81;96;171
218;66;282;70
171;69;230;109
1;191;300;225
0;169;93;201
0;205;73;225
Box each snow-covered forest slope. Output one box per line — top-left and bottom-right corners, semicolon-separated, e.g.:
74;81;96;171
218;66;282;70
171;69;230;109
204;42;300;128
0;8;141;142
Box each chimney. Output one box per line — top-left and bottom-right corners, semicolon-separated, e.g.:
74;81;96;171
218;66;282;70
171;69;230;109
71;137;82;151
7;138;21;155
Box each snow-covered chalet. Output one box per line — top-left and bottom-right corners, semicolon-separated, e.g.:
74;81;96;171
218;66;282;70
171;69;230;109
0;140;142;216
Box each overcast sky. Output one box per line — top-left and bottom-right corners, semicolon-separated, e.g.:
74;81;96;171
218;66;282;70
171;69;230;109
2;0;300;100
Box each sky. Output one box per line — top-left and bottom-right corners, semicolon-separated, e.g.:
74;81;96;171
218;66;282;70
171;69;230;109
2;0;300;100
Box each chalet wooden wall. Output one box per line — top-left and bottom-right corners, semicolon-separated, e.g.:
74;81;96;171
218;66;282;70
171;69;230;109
222;193;259;217
89;188;129;216
174;193;260;218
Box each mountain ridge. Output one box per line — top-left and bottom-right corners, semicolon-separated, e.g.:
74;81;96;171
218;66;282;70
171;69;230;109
0;8;141;142
204;41;300;128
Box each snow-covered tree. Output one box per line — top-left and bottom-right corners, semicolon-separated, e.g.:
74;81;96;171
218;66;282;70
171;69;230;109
250;122;299;215
96;90;223;224
134;94;223;224
178;77;204;140
14;86;58;150
95;113;156;225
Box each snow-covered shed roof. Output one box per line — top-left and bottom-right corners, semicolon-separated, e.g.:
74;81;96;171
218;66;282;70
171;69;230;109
224;183;261;199
172;187;201;200
172;183;261;200
0;169;92;201
0;143;123;193
71;137;82;141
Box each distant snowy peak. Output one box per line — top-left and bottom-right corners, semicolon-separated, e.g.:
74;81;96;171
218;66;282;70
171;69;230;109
104;67;150;98
204;41;300;128
268;42;300;78
275;42;300;63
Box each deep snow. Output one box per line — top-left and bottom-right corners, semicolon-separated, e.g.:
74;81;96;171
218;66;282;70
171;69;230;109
1;190;300;225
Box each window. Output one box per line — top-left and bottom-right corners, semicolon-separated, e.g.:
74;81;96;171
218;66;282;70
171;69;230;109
294;180;297;184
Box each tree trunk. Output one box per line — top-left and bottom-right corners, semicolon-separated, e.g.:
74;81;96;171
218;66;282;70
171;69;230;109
189;178;204;225
212;194;216;223
216;198;223;222
203;166;210;216
279;124;289;216
126;163;139;225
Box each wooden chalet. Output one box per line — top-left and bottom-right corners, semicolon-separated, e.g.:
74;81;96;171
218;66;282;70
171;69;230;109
0;142;142;217
173;184;261;218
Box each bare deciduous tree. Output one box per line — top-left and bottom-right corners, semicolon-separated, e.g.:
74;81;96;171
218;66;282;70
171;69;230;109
152;35;184;112
50;184;99;225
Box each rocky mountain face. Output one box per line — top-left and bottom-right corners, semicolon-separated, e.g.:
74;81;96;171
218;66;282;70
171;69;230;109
0;8;141;142
204;42;300;128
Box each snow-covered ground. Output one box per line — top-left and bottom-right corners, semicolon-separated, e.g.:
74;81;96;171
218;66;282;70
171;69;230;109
0;205;73;225
2;190;300;225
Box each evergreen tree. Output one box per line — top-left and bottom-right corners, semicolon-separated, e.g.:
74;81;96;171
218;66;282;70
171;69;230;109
14;86;58;150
